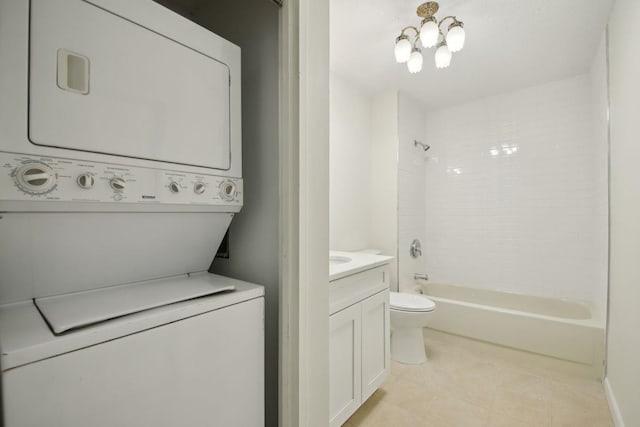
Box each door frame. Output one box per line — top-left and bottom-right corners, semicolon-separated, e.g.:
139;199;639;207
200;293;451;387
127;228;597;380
278;0;330;426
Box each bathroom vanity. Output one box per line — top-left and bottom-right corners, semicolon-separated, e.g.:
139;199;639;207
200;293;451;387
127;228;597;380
328;251;393;427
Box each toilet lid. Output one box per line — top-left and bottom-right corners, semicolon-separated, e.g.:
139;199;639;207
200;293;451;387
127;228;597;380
390;292;435;312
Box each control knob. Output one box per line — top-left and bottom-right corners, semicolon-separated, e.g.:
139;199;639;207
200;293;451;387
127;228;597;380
109;177;126;191
168;181;180;194
194;182;206;195
219;180;237;201
14;162;57;195
76;173;95;189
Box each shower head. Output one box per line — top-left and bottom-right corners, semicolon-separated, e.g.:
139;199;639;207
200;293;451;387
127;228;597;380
414;140;430;151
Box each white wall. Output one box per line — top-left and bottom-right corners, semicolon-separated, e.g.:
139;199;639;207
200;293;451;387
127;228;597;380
329;74;373;251
606;1;640;425
589;34;610;322
421;72;608;317
328;78;399;288
370;92;399;290
397;93;427;291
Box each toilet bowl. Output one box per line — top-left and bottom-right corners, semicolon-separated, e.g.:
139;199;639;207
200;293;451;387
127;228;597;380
390;291;436;364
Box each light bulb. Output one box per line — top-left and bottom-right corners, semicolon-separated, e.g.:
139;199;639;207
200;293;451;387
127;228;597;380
435;43;452;69
419;19;439;48
407;48;423;74
394;36;412;63
446;23;465;52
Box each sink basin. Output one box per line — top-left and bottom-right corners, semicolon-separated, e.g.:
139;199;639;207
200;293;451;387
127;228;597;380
329;256;351;265
329;250;394;281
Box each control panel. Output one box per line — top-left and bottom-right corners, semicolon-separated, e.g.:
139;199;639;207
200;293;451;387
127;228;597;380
0;153;243;207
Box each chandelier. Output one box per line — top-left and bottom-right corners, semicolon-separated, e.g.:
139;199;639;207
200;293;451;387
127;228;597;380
394;1;465;73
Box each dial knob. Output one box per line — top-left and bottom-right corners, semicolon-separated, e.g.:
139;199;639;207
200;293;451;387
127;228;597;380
76;173;95;189
109;177;126;191
194;182;206;195
168;181;180;194
219;180;237;201
14;162;57;195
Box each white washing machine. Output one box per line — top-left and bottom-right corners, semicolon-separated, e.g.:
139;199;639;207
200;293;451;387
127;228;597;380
0;275;265;427
0;0;264;426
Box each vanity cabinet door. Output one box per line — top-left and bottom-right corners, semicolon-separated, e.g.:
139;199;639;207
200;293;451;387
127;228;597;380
329;303;362;427
361;289;390;402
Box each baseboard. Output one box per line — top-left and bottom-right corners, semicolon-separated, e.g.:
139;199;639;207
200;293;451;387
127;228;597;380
604;377;625;427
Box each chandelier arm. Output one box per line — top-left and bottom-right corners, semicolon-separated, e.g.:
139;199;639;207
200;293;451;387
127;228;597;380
400;25;420;37
437;16;460;30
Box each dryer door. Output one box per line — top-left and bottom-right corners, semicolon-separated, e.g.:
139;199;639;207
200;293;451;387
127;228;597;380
28;0;232;171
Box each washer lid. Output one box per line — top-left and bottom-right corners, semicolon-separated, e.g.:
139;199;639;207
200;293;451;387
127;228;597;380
390;292;436;312
35;274;235;334
0;273;264;371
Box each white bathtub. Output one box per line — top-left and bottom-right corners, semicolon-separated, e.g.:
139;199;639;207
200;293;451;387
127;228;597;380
416;282;605;373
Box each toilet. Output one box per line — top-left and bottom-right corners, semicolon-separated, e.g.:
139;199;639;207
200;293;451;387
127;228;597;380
390;291;436;364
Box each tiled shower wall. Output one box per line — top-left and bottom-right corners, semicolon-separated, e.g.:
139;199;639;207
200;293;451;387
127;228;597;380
417;53;608;319
398;93;427;290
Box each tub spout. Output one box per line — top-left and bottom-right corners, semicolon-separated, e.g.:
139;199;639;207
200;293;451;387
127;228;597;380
414;273;429;281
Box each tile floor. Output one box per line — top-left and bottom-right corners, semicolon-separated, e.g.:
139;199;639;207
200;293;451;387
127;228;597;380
345;330;613;427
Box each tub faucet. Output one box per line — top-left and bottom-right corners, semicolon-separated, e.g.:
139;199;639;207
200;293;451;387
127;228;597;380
414;273;429;281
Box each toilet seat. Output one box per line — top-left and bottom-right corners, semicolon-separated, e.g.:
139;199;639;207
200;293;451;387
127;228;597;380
390;292;436;312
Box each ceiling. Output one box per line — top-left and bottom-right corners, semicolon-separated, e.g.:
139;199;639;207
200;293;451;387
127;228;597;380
331;0;613;109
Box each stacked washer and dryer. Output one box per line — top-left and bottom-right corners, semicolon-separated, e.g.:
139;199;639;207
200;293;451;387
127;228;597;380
0;0;264;426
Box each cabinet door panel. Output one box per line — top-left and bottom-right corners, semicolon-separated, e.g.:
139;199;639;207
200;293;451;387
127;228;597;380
329;265;389;315
329;303;362;427
361;289;390;402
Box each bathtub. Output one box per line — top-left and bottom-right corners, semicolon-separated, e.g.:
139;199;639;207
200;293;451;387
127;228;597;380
415;282;605;373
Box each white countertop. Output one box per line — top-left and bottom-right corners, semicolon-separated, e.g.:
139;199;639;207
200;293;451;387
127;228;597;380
329;250;394;281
